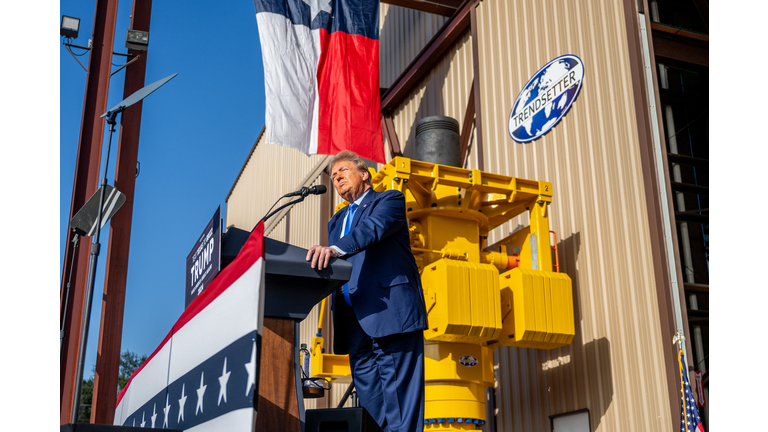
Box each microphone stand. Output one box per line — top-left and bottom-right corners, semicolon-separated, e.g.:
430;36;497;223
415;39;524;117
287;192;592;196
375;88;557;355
260;186;325;224
261;196;306;224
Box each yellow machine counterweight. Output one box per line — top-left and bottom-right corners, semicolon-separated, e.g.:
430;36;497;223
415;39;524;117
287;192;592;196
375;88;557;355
310;157;575;430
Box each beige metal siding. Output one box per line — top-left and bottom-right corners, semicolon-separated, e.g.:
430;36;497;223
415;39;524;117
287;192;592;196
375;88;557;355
226;137;328;235
475;0;671;431
389;30;481;169
380;4;448;88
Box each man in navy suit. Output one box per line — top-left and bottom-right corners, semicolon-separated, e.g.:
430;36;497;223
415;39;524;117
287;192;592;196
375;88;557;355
306;150;428;432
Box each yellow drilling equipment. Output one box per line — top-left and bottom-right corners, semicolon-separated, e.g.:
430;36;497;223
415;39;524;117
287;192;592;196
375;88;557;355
310;156;575;430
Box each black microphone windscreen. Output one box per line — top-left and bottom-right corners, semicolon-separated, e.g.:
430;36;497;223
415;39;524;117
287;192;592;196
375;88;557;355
312;185;327;194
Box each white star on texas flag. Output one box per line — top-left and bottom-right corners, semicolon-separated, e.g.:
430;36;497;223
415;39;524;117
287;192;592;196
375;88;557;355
301;0;332;21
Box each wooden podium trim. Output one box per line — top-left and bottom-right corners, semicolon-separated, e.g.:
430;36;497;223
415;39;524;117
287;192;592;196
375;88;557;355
256;317;301;432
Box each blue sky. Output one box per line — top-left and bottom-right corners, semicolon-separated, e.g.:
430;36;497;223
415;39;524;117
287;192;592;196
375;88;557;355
59;1;265;383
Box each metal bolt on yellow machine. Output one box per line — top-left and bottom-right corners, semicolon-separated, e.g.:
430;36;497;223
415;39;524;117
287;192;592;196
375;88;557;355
310;157;575;430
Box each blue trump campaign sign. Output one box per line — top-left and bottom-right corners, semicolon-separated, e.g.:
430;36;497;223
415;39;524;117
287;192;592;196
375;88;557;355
508;54;584;143
186;206;222;309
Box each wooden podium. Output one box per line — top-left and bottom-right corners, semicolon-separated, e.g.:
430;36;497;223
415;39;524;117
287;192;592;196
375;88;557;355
222;230;352;432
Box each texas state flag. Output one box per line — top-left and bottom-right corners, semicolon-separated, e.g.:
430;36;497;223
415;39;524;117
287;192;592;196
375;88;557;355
114;223;266;431
254;0;385;164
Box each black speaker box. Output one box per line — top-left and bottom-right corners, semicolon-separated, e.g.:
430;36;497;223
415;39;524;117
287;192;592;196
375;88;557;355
305;407;384;432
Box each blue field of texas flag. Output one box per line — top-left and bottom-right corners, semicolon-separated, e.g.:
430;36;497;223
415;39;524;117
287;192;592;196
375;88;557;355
114;223;266;431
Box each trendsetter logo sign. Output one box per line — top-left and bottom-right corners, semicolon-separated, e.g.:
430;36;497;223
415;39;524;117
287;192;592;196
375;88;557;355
508;54;584;143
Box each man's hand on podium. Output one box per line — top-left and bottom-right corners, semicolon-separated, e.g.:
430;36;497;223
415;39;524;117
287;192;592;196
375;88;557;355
306;245;340;270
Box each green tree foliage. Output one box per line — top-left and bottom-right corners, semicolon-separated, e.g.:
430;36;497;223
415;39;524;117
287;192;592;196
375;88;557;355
78;350;147;423
77;373;93;423
118;350;148;393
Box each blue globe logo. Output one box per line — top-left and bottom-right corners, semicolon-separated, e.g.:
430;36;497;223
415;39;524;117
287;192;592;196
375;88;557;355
508;54;584;143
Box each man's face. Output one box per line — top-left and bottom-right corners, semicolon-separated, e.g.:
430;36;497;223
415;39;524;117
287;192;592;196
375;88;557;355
331;160;369;202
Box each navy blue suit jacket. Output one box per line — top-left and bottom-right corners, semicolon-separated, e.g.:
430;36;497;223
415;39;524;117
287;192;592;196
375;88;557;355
330;189;428;354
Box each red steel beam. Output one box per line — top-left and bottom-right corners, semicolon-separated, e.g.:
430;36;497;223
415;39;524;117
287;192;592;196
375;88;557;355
90;0;153;424
60;0;119;424
469;0;483;170
381;0;462;17
650;27;708;67
382;115;402;158
380;0;474;114
459;80;475;168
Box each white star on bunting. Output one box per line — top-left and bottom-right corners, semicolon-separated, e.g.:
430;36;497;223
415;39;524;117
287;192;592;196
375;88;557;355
151;403;157;428
141;412;146;428
178;384;187;423
219;357;231;405
163;394;171;428
245;341;257;396
196;372;208;415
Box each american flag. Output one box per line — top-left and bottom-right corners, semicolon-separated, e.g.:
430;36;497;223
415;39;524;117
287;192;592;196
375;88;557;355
679;350;705;432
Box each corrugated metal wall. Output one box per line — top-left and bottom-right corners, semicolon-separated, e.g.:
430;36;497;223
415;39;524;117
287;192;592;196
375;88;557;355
380;4;448;88
474;0;672;431
389;29;481;169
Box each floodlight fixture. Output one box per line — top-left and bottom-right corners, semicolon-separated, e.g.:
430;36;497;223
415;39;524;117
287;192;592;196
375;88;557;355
126;29;149;51
61;15;80;39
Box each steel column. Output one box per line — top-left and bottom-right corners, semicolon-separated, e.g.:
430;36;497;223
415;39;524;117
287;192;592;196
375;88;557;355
60;0;119;424
90;0;153;424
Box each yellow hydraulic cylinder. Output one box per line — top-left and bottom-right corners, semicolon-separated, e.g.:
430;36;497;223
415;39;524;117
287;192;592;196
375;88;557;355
424;341;494;430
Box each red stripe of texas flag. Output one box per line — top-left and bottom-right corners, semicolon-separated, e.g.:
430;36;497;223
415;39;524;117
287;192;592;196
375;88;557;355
316;29;384;164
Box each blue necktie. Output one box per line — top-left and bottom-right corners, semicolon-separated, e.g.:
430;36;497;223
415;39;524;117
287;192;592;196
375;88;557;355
342;203;358;306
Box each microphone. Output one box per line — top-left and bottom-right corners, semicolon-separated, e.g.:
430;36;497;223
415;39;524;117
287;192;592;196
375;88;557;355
284;185;327;198
305;185;327;195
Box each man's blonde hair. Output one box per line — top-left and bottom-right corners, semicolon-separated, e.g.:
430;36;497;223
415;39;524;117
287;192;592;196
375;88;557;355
328;150;372;186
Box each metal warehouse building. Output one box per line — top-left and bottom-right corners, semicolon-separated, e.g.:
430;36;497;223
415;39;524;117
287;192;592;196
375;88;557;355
226;0;709;430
